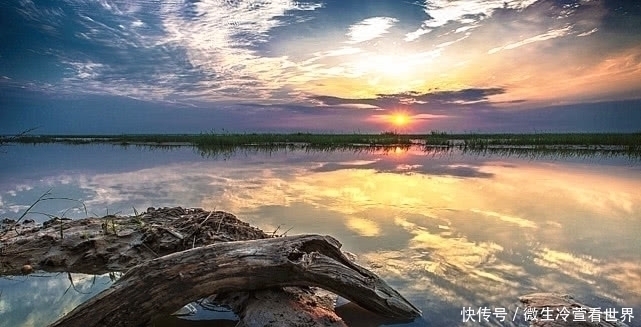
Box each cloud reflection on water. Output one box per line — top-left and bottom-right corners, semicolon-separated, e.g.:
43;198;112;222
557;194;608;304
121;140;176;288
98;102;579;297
1;145;640;326
0;273;113;327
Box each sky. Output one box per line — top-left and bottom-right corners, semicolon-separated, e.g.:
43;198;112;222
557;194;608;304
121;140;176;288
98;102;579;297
1;0;640;134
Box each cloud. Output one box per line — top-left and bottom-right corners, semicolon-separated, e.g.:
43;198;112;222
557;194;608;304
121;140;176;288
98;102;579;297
405;0;538;41
318;47;363;58
311;157;494;178
8;1;205;103
157;0;323;101
488;26;572;54
298;46;364;68
577;27;598;37
310;87;506;109
470;208;537;229
2;0;640;116
345;216;381;237
417;0;627;105
4;0;326;103
346;17;398;44
0;273;114;327
3;147;641;324
64;61;105;80
369;113;448;125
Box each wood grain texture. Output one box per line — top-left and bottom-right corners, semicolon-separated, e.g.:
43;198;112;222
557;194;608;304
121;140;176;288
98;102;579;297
48;234;421;327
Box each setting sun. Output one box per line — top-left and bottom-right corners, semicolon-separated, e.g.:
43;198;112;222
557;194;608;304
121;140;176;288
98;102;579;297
391;113;410;126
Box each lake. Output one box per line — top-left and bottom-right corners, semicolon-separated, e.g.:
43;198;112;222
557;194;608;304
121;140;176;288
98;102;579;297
1;144;640;327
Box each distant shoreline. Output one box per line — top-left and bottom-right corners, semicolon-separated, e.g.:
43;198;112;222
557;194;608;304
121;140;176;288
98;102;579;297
3;132;640;149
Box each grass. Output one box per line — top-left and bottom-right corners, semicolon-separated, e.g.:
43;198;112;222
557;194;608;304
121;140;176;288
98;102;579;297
458;145;640;160
6;132;412;146
0;189;86;238
413;132;641;147
3;131;640;154
454;133;641;147
416;132;641;155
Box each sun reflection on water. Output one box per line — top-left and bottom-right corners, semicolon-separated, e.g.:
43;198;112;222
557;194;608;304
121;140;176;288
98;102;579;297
1;145;640;326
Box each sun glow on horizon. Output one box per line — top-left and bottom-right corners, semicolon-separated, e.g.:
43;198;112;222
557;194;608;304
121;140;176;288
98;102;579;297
391;113;410;126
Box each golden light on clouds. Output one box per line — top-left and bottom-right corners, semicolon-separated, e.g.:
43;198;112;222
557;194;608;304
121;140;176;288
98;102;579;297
345;216;381;237
7;0;641;135
4;149;640;321
275;0;640;108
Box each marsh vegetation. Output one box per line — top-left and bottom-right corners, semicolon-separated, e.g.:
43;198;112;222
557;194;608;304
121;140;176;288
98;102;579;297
5;131;639;159
6;131;639;146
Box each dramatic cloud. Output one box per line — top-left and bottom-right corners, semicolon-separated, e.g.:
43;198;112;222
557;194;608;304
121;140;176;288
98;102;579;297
156;0;324;101
405;0;538;41
1;0;640;133
311;88;506;109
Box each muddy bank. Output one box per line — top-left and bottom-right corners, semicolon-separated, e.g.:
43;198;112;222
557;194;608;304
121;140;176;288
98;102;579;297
1;207;267;275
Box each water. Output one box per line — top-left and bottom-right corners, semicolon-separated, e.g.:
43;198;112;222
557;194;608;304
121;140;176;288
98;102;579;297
1;144;640;326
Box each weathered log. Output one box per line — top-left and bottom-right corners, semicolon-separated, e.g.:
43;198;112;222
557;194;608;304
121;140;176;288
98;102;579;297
1;208;420;326
519;293;630;327
47;234;420;327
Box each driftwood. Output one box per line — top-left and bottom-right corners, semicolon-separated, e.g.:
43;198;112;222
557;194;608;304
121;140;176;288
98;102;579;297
49;234;420;327
519;293;630;327
0;207;420;327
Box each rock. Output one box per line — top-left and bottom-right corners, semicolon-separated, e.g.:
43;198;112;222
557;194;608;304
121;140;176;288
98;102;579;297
21;264;33;274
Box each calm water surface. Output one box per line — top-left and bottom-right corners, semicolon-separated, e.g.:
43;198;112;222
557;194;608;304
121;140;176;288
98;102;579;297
1;144;640;327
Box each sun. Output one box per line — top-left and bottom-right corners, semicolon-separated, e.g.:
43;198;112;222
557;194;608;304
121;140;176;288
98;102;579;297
391;113;410;126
